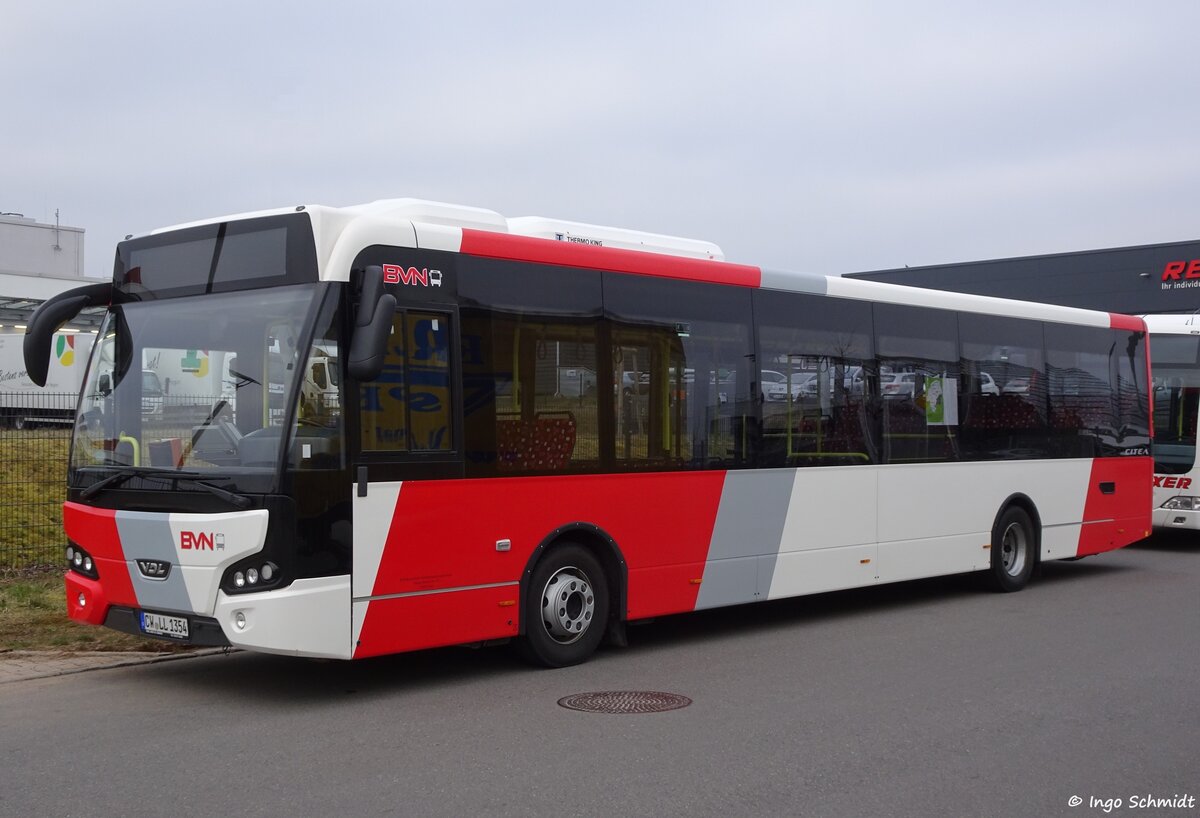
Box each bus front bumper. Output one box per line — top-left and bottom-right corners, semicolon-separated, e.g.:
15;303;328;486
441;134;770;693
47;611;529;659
1153;504;1200;530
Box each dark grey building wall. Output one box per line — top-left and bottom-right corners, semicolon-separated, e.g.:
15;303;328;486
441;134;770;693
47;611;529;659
847;239;1200;315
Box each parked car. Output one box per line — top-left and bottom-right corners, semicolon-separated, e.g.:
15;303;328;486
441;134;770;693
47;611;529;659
980;372;1000;396
800;366;865;398
882;372;916;399
1002;377;1031;394
761;369;812;402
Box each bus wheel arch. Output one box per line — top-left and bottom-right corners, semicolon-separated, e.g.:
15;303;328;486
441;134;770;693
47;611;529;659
988;495;1040;592
516;525;627;667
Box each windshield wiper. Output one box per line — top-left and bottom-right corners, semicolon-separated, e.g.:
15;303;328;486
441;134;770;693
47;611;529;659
80;467;253;509
179;476;254;510
80;467;188;499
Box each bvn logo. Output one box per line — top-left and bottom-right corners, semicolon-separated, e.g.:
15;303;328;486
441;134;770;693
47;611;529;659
383;264;443;287
180;531;226;550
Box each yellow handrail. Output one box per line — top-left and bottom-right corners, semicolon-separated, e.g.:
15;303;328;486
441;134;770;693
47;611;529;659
118;432;140;466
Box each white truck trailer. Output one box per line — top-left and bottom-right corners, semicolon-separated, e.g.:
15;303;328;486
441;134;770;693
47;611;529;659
0;330;94;428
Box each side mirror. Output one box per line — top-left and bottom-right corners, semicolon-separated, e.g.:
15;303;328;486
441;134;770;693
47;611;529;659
23;282;112;387
98;372;113;396
348;266;395;381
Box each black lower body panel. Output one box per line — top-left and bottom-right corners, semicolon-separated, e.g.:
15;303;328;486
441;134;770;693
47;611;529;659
104;606;231;647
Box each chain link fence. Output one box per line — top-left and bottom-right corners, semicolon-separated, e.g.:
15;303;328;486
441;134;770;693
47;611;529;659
0;393;76;569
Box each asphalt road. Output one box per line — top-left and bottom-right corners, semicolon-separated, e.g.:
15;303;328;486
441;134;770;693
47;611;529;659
3;535;1197;818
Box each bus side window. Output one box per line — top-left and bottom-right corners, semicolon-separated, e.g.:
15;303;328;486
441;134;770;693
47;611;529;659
358;311;453;453
1046;324;1123;457
406;312;452;451
360;313;409;452
605;275;754;470
290;292;344;470
755;290;875;467
874;303;960;464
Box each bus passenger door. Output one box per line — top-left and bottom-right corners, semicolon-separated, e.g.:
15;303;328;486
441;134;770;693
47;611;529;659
351;306;463;603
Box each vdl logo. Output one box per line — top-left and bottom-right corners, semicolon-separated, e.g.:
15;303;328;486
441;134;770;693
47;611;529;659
383;264;443;287
180;531;226;551
136;559;170;580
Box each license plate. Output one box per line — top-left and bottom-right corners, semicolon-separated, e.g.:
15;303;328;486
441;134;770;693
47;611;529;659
140;611;189;639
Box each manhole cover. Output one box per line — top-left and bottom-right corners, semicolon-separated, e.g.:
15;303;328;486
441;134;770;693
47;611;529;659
557;691;692;714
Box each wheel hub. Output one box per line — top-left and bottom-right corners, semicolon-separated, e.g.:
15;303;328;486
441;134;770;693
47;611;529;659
541;567;595;644
1001;522;1028;576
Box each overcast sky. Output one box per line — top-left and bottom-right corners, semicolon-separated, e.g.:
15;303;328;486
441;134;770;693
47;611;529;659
4;2;1199;280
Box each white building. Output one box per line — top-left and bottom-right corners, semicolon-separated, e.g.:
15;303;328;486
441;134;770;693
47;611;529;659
0;211;100;330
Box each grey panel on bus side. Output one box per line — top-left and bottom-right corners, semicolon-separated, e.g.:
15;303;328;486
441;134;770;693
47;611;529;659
695;470;795;610
759;268;829;295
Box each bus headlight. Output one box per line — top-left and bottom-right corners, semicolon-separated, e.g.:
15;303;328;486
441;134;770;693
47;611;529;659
221;560;281;594
1161;496;1200;511
66;543;99;580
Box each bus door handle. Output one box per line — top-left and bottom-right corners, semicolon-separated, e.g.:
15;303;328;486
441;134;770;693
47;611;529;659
358;466;369;497
1098;481;1116;495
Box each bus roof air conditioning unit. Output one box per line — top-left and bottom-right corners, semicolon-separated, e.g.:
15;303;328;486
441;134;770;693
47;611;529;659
506;216;724;261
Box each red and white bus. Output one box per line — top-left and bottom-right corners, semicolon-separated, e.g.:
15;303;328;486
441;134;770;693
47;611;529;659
1144;314;1200;529
24;199;1152;666
847;248;1200;536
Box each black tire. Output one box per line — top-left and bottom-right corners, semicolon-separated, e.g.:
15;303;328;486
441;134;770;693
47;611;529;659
13;415;29;431
518;544;609;668
987;506;1036;592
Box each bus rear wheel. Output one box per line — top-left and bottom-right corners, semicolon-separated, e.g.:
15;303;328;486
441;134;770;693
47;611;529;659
518;544;609;668
988;506;1036;592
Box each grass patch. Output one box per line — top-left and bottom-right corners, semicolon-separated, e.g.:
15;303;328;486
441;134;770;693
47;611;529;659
0;429;71;568
0;569;195;653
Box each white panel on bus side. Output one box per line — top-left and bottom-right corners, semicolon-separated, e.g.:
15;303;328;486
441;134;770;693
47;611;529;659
767;467;879;600
214;576;352;659
769;544;880;600
874;459;1093;583
779;467;879;551
1040;523;1083;561
875;533;986;584
876;460;1091;544
352;481;403;598
351;600;369;654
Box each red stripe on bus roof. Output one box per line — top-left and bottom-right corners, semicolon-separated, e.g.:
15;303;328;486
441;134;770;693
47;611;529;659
459;229;762;287
1109;313;1145;332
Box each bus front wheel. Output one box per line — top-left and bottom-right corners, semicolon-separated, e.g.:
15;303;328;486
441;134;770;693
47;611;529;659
518;544;609;668
988;506;1036;592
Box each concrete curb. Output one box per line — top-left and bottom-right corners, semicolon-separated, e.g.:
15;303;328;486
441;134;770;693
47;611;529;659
0;648;228;684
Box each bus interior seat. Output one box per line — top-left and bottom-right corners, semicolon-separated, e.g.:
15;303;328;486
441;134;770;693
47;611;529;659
496;411;577;471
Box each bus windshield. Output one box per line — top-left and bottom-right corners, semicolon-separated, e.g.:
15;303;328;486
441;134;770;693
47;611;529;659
71;284;325;484
1151;333;1200;474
